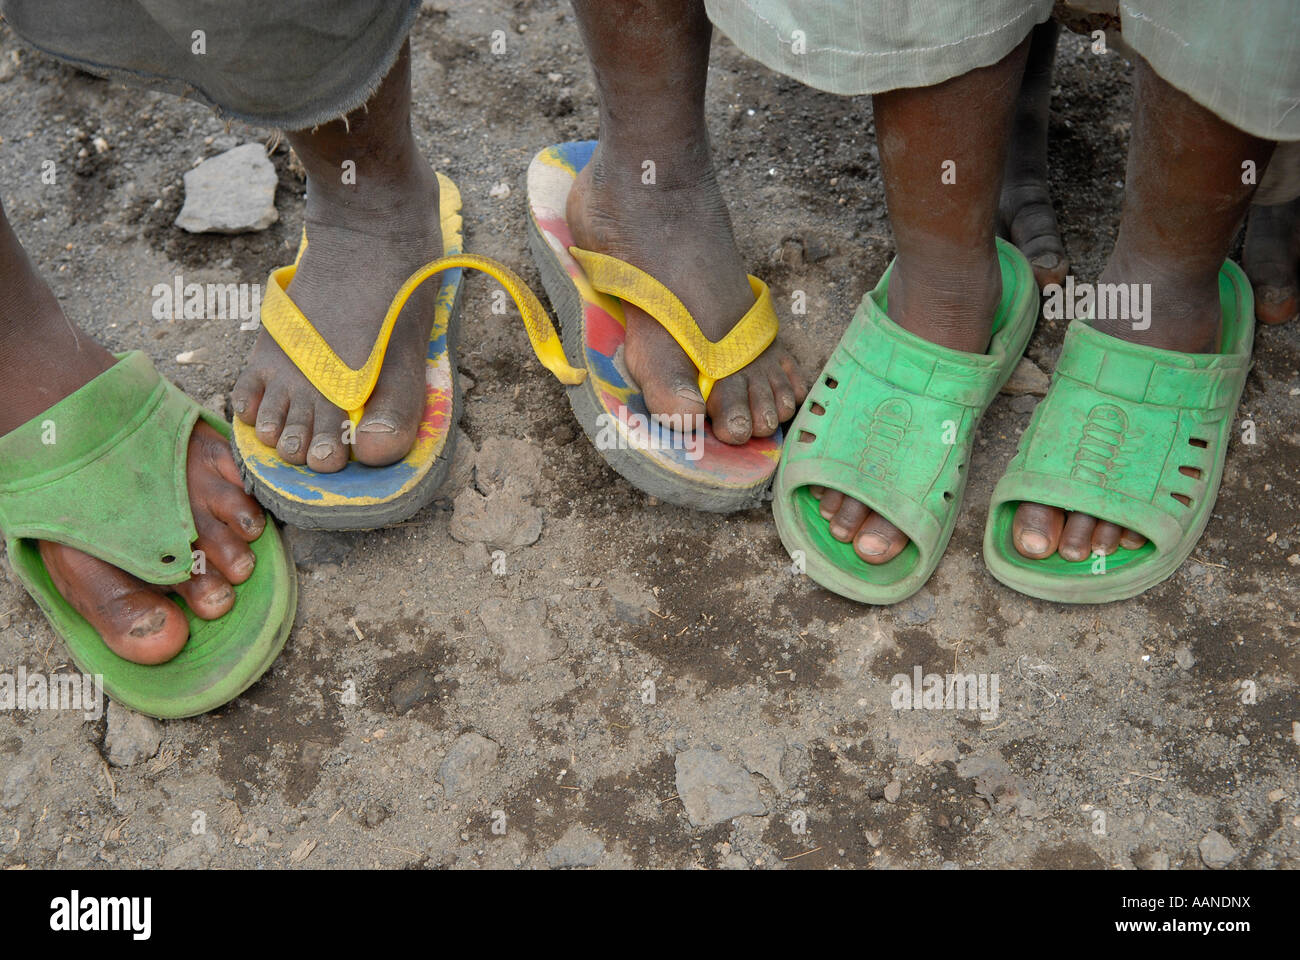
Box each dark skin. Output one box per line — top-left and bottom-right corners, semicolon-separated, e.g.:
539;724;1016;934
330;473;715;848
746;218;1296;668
0;200;265;664
1243;194;1300;327
567;0;806;444
1;43;441;664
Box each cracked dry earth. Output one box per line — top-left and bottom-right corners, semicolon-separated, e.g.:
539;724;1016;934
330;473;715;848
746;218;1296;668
1;5;1298;870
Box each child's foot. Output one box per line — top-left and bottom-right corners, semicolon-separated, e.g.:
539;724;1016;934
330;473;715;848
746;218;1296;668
566;142;806;444
1000;19;1069;289
230;40;443;472
812;244;1004;563
1010;255;1221;561
230;158;442;471
1243;196;1300;326
0;311;264;665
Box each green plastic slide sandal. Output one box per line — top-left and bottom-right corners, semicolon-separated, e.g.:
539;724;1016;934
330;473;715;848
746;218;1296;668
0;351;297;718
983;260;1254;604
772;238;1038;604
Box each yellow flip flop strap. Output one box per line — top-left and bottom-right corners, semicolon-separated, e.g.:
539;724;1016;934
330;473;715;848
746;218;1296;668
261;252;587;427
568;247;777;402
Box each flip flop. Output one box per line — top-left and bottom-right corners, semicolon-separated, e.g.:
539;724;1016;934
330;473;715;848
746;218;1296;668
772;239;1039;604
232;172;561;530
0;351;297;719
525;140;784;513
983;260;1254;603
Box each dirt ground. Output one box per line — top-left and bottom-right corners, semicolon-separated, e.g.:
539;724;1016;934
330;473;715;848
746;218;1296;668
0;2;1297;871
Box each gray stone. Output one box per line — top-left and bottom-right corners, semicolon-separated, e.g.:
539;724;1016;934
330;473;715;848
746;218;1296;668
104;701;163;767
438;732;499;797
1174;645;1196;670
1198;830;1236;869
449;483;543;550
604;579;659;625
389;669;438;714
674;748;767;827
1010;394;1039;414
1135;849;1171;871
1000;357;1050;397
740;733;789;794
175;143;278;233
545;824;604;868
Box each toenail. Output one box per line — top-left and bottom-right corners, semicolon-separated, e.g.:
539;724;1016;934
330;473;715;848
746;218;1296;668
311;440;337;460
858;533;890;556
358;416;397;434
675;386;705;405
128;610;168;638
234;554;255;577
204;586;234;607
830;524;849;540
256;420;277;435
1019;531;1049;554
279;434;302;455
232;398;246;414
1031;253;1060;270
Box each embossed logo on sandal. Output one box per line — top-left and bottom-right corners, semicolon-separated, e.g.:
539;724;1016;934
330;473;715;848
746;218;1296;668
858;398;914;483
1071;403;1130;486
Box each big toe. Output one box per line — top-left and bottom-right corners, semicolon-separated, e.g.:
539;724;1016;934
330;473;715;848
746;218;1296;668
39;541;189;665
352;365;424;467
1012;501;1065;559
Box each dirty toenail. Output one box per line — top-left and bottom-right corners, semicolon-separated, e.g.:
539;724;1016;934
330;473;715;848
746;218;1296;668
204;586;234;607
358;416;397;434
1019;531;1049;554
675;386;704;406
858;533;890;556
232;397;246;415
256;420;277;435
727;415;750;435
830;524;849;540
233;554;255;578
1031;253;1060;270
128;610;168;638
279;434;302;455
311;440;336;460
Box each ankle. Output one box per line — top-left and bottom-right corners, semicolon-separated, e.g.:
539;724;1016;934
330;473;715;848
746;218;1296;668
888;249;1001;353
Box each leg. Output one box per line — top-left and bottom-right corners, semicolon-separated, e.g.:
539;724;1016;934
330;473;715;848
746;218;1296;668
1012;56;1275;560
565;0;806;444
0;200;264;664
1243;196;1300;326
231;41;443;470
813;39;1030;563
1000;19;1070;288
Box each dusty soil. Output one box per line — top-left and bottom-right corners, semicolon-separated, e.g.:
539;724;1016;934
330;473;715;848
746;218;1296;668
0;2;1297;871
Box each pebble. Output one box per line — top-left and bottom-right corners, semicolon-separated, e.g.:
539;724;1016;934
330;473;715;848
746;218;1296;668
437;732;499;797
1197;830;1236;869
1000;357;1051;397
545;824;605;868
175;143;278;233
1173;645;1196;670
674;748;767;827
104;702;163;767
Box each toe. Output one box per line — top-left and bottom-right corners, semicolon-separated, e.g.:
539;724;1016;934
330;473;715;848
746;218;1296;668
1254;285;1299;326
254;382;291;449
747;374;781;438
194;512;257;586
828;495;869;542
707;374;753;445
203;476;266;542
275;395;313;465
769;367;799;423
230;364;266;426
1058;511;1097;562
39;541;189;665
854;511;910;564
818;489;845;521
623;307;707;423
307;399;350;472
1012;502;1065;558
1091;520;1123;556
352;367;423;468
1119;528;1148;550
173;569;236;621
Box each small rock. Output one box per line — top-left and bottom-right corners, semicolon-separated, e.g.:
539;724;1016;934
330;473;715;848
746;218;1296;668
389;669;438;714
175;143;278;233
739;733;789;794
604;579;660;625
489;181;511;199
1010;394;1039;414
1173;645;1196;670
449;485;542;550
1198;830;1236;869
437;732;499;797
545;824;605;868
883;780;902;803
104;702;163;767
175;348;210;364
1268;788;1287;803
674;748;767;827
1000;357;1050;397
1135;849;1171;871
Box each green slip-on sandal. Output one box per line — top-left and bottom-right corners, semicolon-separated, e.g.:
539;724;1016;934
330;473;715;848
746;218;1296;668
983;260;1254;604
0;351;297;719
772;238;1038;604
